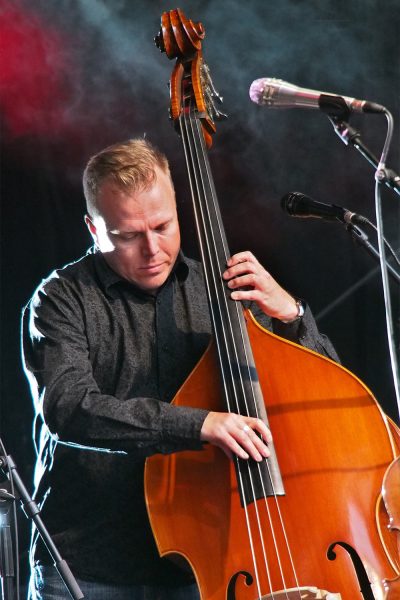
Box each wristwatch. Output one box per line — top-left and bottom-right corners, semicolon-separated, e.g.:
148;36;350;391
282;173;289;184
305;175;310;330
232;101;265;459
294;298;305;319
281;298;305;323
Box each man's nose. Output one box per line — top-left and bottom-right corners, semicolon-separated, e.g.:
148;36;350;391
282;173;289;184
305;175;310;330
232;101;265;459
142;232;159;256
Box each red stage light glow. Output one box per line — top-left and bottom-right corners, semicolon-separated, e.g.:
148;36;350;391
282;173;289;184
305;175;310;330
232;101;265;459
0;2;76;140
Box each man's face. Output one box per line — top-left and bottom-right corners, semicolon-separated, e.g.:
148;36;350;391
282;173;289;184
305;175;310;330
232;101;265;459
86;166;181;293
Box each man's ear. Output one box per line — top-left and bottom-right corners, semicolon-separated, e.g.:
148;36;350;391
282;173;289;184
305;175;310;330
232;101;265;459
84;214;98;242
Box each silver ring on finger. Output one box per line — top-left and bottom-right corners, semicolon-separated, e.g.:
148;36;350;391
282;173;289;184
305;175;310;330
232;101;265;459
243;424;251;434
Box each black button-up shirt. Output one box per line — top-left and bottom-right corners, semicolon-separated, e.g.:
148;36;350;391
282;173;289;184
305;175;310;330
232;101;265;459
22;248;338;584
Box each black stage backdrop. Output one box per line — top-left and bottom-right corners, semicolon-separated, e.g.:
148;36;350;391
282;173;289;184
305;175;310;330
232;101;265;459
1;0;399;586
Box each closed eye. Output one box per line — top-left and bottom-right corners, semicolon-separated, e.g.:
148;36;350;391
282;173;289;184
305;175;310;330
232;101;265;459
109;231;138;242
155;220;172;233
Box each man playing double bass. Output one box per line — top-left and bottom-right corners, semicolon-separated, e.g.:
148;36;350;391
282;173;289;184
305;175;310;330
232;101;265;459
22;138;339;600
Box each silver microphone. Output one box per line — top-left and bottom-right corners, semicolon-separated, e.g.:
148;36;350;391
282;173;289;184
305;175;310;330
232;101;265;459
249;78;385;114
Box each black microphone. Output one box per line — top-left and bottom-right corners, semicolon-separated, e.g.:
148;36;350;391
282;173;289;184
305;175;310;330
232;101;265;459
249;78;385;115
281;192;368;225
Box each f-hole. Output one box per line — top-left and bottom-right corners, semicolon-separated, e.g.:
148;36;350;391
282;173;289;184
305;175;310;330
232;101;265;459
327;541;375;600
227;570;254;599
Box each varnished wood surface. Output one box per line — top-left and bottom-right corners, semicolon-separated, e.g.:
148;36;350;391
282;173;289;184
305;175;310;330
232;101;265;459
145;310;400;599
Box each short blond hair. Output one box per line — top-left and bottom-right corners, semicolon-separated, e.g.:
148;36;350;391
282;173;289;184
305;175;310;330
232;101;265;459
83;138;172;216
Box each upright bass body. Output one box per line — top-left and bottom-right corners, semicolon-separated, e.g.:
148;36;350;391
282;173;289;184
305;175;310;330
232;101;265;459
146;312;399;599
146;9;400;599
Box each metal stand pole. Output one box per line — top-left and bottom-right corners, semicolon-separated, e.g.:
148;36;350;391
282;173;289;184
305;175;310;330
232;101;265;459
0;453;84;600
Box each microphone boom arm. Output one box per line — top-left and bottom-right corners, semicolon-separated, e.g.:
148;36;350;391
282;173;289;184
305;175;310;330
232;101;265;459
345;222;400;285
329;116;400;197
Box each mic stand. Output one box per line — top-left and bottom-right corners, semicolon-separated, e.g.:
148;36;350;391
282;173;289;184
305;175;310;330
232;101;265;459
323;107;400;419
0;490;15;600
0;452;84;600
329;116;400;197
345;223;400;285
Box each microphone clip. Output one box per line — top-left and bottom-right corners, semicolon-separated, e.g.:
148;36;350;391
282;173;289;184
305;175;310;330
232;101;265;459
328;116;361;146
319;95;351;120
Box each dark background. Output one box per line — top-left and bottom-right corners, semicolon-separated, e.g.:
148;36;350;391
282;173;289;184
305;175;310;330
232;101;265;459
1;0;399;587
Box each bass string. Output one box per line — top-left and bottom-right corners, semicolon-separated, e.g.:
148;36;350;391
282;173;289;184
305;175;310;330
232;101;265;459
180;100;301;598
188;113;301;600
178;112;233;408
179;109;262;596
186;113;277;596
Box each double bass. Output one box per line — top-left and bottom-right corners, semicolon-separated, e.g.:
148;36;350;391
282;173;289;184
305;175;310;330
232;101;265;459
145;9;400;599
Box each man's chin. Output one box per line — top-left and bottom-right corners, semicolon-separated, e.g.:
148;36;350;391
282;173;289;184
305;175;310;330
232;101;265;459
129;270;171;293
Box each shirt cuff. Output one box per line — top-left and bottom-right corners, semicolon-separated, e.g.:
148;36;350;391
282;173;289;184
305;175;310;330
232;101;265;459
161;403;209;445
272;310;303;342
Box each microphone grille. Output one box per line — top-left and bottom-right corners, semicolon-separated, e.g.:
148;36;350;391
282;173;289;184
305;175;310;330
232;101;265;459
281;192;305;216
249;79;267;105
249;78;285;106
